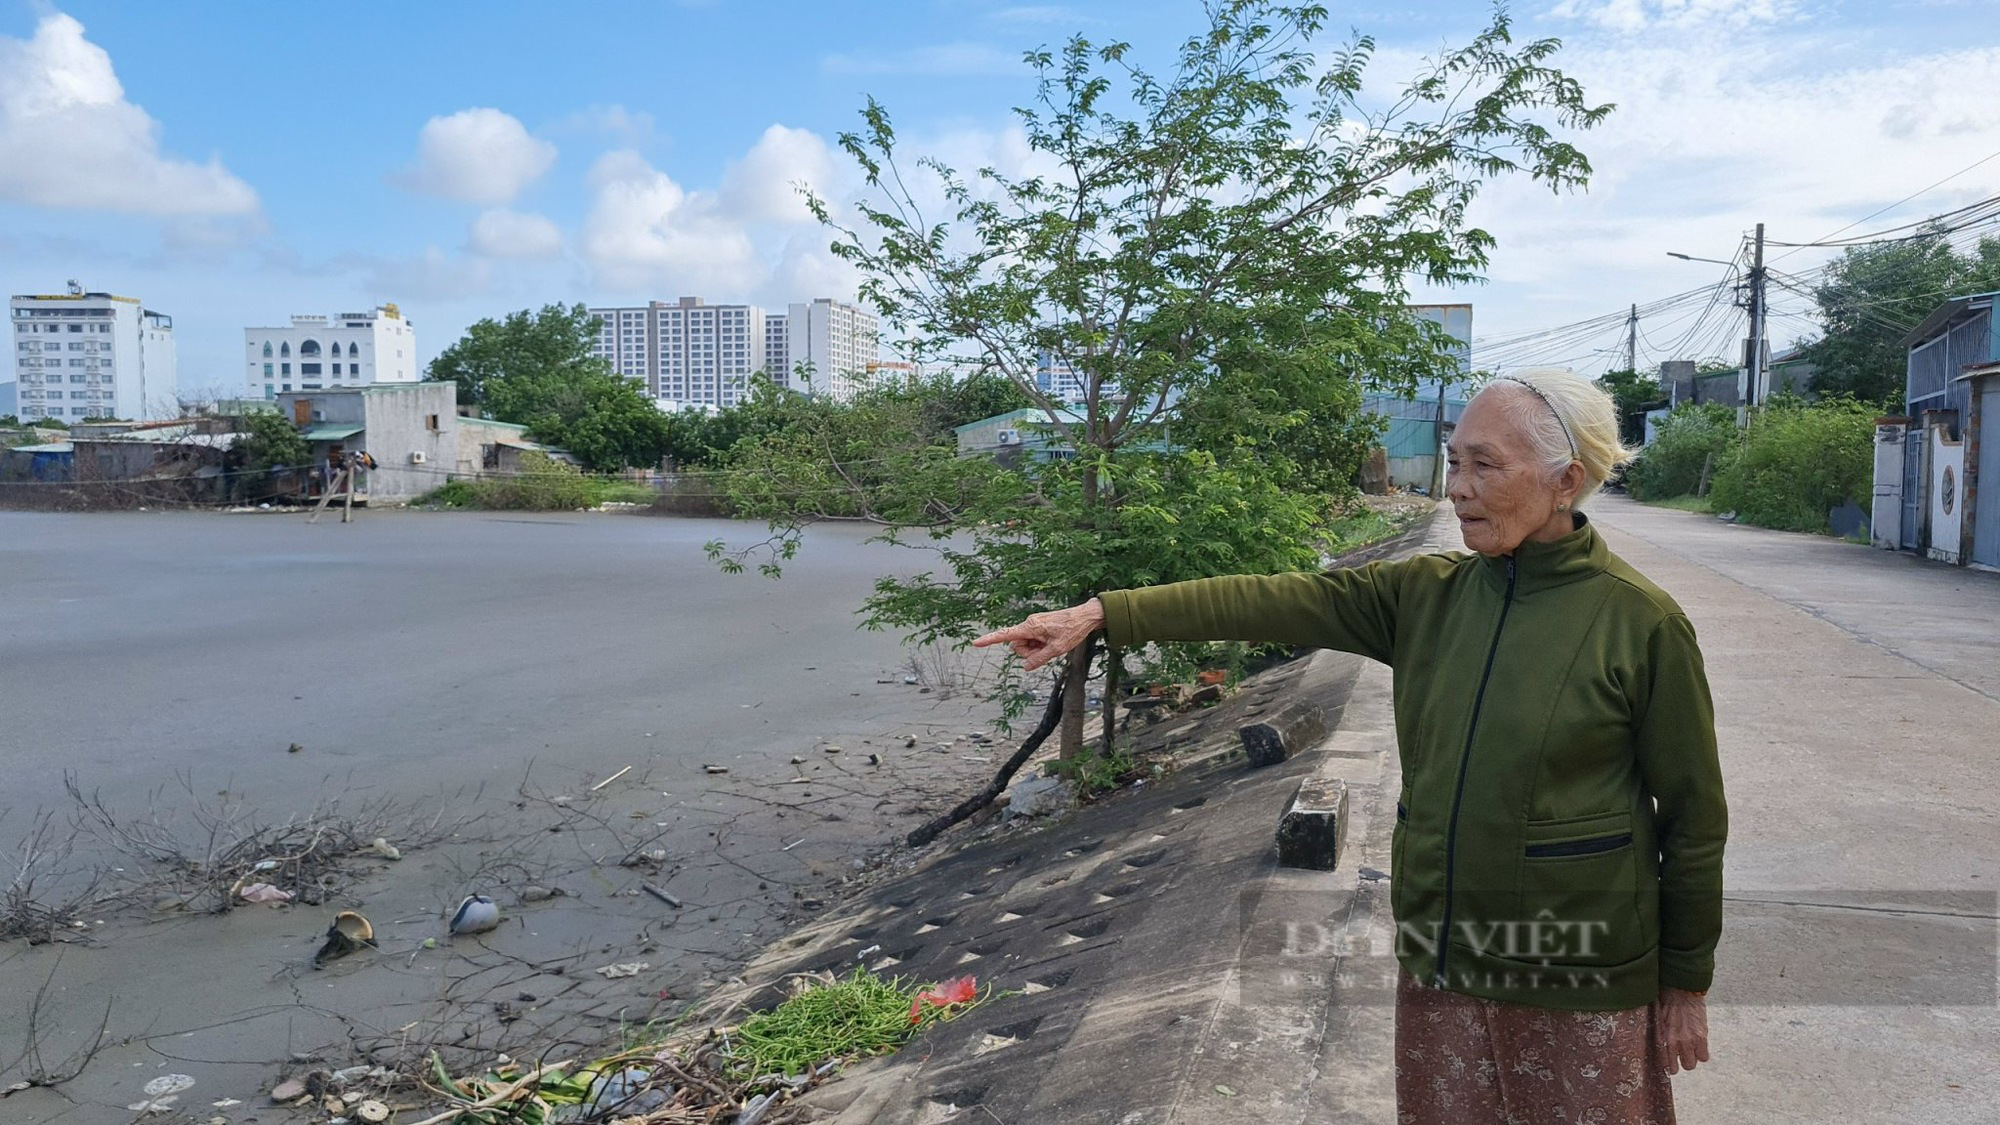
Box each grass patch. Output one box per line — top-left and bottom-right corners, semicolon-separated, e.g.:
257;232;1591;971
1643;494;1714;514
414;454;661;511
1325;507;1398;554
1047;749;1140;798
728;968;991;1081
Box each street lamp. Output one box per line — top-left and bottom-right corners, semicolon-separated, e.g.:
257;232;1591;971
1666;252;1736;267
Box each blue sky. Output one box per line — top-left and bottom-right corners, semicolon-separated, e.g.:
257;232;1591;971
6;0;2000;396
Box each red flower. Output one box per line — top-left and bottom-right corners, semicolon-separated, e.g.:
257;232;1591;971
909;975;979;1024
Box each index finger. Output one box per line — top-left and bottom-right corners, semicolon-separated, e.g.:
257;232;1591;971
971;626;1027;648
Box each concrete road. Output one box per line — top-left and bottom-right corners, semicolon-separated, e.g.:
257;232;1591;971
0;509;931;819
1589;497;2000;1124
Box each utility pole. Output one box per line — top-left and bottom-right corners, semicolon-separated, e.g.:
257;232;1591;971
1747;222;1767;408
1625;302;1638;374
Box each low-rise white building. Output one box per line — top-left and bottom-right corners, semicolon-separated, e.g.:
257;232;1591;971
246;305;416;398
10;285;176;422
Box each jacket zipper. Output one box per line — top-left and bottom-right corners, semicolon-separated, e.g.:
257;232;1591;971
1524;832;1632;858
1433;556;1517;987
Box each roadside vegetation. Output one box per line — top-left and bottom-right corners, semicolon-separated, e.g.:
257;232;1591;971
1625;396;1877;534
417;452;655;511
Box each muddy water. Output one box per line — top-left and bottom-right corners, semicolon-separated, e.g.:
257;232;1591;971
0;511;1006;1121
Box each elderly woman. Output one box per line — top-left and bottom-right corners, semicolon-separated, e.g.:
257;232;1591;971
975;370;1725;1124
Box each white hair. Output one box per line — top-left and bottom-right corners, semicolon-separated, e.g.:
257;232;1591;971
1473;368;1633;507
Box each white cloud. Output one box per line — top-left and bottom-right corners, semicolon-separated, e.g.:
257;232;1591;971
468;208;564;259
723;124;843;224
1386;18;2000;362
822;42;1023;77
988;6;1098;26
581;150;762;294
0;13;257;215
397;108;556;205
1546;0;1801;34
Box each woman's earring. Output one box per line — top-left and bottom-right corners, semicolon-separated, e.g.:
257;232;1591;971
1557;502;1569;512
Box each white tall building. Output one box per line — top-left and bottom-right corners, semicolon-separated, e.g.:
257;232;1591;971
586;296;879;408
246;305;415;398
1035;350;1088;403
10;285;176;422
785;299;879;401
589;297;770;409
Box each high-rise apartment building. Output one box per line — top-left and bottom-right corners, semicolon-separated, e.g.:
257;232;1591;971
785;299;880;401
10;285;176;421
764;313;791;387
245;305;416;399
586;296;880;408
589;298;768;410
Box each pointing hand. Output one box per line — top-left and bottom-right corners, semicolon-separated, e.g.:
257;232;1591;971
971;600;1106;671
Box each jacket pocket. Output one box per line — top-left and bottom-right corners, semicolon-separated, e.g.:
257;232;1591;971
1515;811;1642;966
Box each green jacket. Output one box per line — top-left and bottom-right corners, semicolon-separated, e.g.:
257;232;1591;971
1099;514;1726;1011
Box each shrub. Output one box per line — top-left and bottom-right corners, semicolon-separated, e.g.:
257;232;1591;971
1708;396;1876;533
1625;403;1736;501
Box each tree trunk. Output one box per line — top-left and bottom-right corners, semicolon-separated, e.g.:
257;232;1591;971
1059;458;1103;759
1058;648;1091;760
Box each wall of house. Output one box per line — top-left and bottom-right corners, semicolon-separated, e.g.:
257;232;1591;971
360;384;457;500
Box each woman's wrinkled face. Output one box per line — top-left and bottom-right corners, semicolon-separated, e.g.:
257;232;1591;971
1445;389;1576;556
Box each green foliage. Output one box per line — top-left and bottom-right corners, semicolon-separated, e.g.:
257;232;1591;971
1624;403;1735;501
452;452;599;510
237;409;310;471
727;968;991;1081
1803;233;2000;405
1708;396;1876;533
1595;368;1664;447
721;1;1604;754
426;303;675;471
1047;748;1140;797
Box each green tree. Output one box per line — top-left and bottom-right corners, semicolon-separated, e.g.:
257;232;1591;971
1802;233;2000;405
724;1;1606;757
427;303;674;471
1595;368;1664;447
237;409;310;471
1708;396;1877;532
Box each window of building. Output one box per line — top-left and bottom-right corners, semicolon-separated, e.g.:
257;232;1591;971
68;323;82;332
331;363;341;375
281;363;291;375
348;343;358;357
426;414;440;431
262;341;273;357
69;341;85;351
301;363;322;375
280;342;290;357
300;339;321;357
282;383;291;392
264;363;274;377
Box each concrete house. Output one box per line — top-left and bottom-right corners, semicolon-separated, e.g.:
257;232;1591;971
1874;291;2000;570
275;382;456;502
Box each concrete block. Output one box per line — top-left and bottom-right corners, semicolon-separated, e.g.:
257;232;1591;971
1239;699;1327;768
1276;778;1349;871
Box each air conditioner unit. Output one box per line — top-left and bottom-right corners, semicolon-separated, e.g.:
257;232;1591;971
311;410;326;422
996;428;1021;445
409;451;428;464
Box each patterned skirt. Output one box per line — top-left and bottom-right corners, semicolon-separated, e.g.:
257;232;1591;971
1394;970;1677;1124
